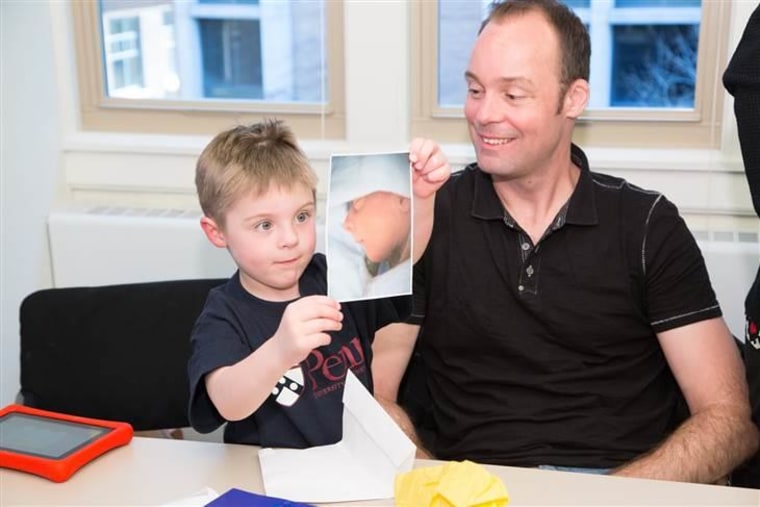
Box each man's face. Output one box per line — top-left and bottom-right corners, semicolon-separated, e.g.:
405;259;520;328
464;11;570;180
217;184;316;301
343;191;411;264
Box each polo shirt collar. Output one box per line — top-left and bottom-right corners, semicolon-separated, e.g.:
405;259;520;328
470;143;598;227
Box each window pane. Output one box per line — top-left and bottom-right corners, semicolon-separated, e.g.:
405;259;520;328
615;0;699;7
565;0;590;8
198;0;259;4
104;15;144;95
199;19;262;99
436;0;701;110
611;24;699;107
437;0;487;107
99;0;326;104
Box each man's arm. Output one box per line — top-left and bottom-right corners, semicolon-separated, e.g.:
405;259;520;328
613;317;759;483
372;322;432;458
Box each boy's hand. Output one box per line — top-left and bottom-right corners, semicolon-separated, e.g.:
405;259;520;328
409;138;451;200
272;295;343;367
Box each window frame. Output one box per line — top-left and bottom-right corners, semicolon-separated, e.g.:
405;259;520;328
410;0;732;149
71;0;345;139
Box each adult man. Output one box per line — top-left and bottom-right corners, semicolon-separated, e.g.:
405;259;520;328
373;0;758;483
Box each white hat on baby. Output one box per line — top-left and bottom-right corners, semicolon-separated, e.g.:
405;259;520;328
328;152;411;207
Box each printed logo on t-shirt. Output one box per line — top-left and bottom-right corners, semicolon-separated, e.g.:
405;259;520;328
304;336;367;398
747;317;759;351
271;366;305;407
271;337;367;406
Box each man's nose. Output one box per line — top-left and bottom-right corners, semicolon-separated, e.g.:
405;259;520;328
474;91;504;124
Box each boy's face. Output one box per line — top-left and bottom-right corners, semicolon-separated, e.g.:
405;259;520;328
342;191;410;264
202;184;316;301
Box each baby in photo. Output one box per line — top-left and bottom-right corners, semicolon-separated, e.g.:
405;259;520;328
327;152;412;302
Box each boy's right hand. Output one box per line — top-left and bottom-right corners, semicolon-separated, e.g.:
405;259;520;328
272;295;343;367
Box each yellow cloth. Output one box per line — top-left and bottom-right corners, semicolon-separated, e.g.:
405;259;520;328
394;460;510;507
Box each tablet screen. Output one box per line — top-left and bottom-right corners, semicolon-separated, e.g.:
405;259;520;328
0;412;110;460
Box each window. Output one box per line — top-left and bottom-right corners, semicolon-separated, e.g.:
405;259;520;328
73;0;345;138
412;0;731;148
571;0;702;109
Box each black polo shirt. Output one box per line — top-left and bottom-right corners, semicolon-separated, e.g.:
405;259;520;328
413;144;721;468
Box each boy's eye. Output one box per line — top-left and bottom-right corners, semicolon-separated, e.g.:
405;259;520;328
296;211;310;223
256;221;272;231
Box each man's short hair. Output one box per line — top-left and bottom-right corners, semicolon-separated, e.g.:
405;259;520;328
481;0;591;95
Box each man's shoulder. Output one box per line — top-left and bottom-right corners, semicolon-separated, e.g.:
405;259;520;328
587;170;665;207
440;162;480;193
442;162;476;183
584;170;684;232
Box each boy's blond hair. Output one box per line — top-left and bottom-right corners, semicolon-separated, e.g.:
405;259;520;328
196;119;318;226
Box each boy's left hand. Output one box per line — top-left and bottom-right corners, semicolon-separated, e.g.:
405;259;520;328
409;138;451;200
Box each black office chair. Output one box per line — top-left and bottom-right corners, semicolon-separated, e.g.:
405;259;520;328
18;278;225;433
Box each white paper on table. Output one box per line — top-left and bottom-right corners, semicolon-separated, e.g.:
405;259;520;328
258;370;416;503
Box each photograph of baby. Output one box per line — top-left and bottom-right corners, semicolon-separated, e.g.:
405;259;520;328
326;152;413;302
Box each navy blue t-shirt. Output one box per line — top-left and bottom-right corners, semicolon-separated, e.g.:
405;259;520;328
188;253;410;448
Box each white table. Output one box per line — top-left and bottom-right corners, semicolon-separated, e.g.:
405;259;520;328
1;437;758;506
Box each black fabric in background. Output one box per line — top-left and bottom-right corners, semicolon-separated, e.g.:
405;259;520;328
723;4;760;490
19;278;224;431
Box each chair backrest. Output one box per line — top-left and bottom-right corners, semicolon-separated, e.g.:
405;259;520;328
19;278;225;431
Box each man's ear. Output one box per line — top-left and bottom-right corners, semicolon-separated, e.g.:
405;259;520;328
200;216;227;248
563;78;589;119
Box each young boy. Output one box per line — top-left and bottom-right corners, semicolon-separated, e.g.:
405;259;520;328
187;120;449;448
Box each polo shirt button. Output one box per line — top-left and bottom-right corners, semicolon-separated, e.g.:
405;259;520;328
521;242;530;251
518;285;524;291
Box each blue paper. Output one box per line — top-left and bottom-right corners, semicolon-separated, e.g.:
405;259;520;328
205;488;314;507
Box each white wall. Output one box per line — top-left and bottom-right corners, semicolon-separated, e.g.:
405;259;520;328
0;0;757;406
1;2;60;405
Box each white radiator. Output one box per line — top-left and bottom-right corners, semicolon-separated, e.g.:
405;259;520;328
48;207;236;287
47;209;757;339
696;231;759;341
48;207;327;288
